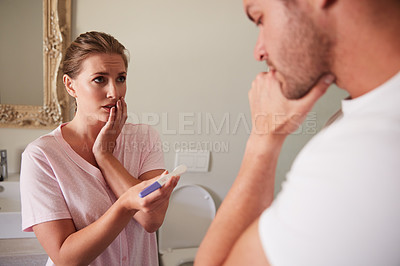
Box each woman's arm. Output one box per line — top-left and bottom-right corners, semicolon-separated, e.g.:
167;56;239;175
95;152;174;232
93;98;176;232
135;169;173;232
33;178;172;266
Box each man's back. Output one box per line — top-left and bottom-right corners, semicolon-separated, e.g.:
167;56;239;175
196;0;400;264
259;71;400;265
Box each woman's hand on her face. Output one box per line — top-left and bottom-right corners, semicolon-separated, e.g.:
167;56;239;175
93;97;128;158
120;171;180;214
248;71;334;139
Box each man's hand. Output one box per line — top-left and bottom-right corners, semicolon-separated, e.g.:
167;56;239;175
249;71;334;137
196;71;335;265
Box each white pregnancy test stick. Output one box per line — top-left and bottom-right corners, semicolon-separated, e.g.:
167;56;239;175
139;164;187;198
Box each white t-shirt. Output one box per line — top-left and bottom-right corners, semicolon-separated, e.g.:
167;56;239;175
259;71;400;266
21;123;164;266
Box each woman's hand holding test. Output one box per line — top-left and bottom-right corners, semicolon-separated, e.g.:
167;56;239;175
92;96;178;232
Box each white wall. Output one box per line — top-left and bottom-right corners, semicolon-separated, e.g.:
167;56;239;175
0;0;348;207
0;0;43;105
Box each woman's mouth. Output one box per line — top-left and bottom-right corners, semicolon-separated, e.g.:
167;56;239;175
102;104;116;112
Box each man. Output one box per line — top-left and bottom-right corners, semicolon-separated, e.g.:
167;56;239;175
196;0;400;265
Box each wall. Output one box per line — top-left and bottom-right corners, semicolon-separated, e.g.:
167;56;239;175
0;0;43;106
0;0;348;207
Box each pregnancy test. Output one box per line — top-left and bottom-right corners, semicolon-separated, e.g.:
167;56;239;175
139;164;187;198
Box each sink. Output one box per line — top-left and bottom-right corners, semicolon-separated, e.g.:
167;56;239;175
0;181;35;239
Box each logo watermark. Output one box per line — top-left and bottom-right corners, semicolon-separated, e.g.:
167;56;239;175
125;111;318;136
84;111;319;153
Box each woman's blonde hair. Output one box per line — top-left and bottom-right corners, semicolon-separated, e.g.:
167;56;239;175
62;31;129;78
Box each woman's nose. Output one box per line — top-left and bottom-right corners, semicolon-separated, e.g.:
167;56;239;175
106;82;118;99
254;31;267;62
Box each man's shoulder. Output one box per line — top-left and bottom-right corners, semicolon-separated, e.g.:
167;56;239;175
291;114;400;180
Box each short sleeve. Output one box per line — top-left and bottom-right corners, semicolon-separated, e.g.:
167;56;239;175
20;145;71;232
258;179;347;266
258;133;400;266
138;125;165;176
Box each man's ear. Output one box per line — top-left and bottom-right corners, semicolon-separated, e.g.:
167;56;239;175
316;0;337;9
305;0;337;13
63;74;77;98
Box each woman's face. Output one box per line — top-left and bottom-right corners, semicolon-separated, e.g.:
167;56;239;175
70;53;127;123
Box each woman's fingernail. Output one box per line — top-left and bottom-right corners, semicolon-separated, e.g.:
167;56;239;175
324;74;335;84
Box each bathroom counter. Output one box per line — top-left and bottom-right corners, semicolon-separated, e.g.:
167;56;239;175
0;238;45;256
3;173;20;182
0;238;47;265
0;174;49;264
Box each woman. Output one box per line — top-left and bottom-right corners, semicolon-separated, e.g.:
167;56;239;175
20;31;178;265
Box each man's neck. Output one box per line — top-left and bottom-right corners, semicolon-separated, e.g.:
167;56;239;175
331;2;400;99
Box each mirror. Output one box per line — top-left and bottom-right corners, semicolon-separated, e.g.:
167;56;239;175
0;0;72;129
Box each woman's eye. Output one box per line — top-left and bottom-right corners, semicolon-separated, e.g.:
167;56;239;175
117;76;126;82
93;76;104;83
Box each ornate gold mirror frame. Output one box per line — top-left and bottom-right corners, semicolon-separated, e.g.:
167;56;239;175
0;0;72;129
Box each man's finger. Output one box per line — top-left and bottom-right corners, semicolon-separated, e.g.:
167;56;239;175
302;74;335;105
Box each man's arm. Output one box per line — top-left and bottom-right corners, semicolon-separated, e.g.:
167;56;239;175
196;131;283;266
224;218;269;266
196;71;333;265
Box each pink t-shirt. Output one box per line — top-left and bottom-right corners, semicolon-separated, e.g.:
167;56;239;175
20;123;164;266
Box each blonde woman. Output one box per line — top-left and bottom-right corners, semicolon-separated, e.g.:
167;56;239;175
20;31;178;265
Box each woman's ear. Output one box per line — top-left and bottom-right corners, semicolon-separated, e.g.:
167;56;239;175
63;74;77;98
